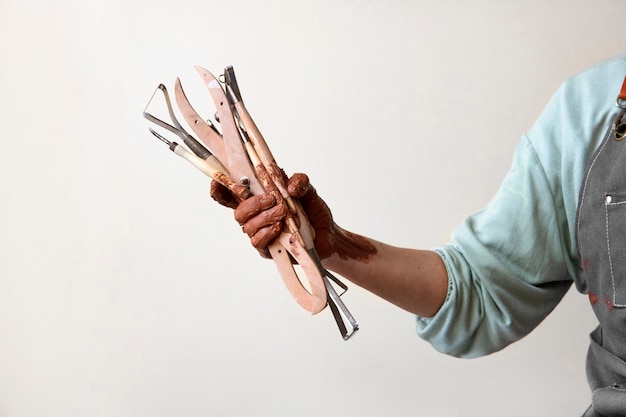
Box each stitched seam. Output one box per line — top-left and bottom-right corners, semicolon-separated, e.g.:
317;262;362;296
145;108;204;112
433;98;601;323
432;248;455;304
605;199;626;307
604;201;626;307
578;112;626;307
604;206;626;307
576;111;624;267
604;203;619;306
577;136;610;258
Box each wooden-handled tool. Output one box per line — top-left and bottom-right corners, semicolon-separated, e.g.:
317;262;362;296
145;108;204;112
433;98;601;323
195;67;330;316
144;66;359;339
219;66;358;339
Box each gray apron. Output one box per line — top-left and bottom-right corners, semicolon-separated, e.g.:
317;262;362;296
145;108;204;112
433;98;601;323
577;105;626;416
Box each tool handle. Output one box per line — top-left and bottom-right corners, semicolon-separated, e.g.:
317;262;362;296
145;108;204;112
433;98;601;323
268;240;327;314
235;102;286;192
174;78;229;165
196;66;328;313
172;143;250;201
171;141;326;314
234;102;318;248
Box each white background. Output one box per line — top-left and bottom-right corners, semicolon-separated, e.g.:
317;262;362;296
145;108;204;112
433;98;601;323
1;1;625;416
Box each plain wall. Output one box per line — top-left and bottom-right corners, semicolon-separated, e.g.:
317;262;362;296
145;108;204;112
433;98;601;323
1;1;626;416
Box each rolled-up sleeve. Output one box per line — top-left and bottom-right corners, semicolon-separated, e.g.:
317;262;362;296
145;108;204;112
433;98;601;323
414;55;626;358
416;136;573;358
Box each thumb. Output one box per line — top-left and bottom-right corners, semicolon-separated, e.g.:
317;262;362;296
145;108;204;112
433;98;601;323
287;173;311;199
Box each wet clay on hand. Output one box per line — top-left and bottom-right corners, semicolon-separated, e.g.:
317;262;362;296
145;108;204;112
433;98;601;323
234;193;288;249
288;173;377;262
210;180;240;209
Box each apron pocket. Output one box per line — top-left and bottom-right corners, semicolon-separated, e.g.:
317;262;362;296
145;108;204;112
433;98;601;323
593;384;626;416
604;192;626;307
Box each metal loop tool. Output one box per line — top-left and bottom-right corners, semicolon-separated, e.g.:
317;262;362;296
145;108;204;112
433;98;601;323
143;66;358;340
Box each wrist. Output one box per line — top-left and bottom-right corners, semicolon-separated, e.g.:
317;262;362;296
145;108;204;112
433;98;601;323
326;225;378;264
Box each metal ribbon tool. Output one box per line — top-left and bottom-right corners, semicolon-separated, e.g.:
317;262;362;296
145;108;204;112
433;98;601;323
143;66;358;340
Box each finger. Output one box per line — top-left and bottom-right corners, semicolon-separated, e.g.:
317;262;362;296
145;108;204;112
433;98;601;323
288;173;321;208
298;184;320;206
287;173;310;198
250;222;283;249
234;193;277;224
242;204;287;236
210;180;239;209
257;247;272;259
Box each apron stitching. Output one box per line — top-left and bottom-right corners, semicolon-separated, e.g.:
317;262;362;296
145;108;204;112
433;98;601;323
604;204;621;307
577;113;626;308
577;136;611;264
604;203;614;300
576;111;623;260
605;198;626;308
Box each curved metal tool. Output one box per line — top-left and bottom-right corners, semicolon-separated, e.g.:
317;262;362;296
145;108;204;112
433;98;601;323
221;65;359;339
174;78;228;165
185;66;330;316
146;66;359;339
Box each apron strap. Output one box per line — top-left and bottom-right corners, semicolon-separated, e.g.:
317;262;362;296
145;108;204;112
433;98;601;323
618;75;626;108
614;76;626;140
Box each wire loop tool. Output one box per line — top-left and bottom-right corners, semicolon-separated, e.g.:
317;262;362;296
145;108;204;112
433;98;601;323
143;66;358;340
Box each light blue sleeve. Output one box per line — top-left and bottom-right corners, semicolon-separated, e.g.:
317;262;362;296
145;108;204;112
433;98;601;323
414;55;626;358
416;135;573;358
413;55;626;358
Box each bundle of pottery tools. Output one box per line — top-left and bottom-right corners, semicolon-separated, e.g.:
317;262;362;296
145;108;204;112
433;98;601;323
143;66;358;340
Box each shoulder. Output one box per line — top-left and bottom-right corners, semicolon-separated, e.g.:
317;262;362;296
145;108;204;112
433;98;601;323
558;54;626;112
528;55;626;162
523;55;626;290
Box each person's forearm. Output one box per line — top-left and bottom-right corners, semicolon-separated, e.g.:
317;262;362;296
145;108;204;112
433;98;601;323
321;228;449;318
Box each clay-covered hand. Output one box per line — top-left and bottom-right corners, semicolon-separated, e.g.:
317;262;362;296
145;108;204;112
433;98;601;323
211;173;376;262
210;173;336;259
284;173;336;260
284;174;377;263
